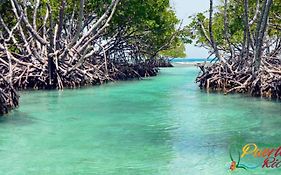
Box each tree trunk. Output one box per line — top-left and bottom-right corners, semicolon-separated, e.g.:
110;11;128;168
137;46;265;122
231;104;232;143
242;0;251;60
55;0;66;49
47;3;57;88
223;0;234;59
209;0;224;62
254;0;273;72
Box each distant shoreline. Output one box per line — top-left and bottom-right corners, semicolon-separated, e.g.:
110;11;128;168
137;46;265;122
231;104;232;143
169;58;215;67
170;58;216;62
171;62;213;67
171;62;197;67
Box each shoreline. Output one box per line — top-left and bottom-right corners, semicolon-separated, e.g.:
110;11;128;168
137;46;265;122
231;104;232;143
171;62;213;67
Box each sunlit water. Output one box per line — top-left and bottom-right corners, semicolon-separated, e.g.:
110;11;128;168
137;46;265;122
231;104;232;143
0;67;280;175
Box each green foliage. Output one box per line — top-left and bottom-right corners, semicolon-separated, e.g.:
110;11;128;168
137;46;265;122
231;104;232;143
160;41;186;58
0;0;183;57
110;0;182;56
185;0;281;49
86;0;185;57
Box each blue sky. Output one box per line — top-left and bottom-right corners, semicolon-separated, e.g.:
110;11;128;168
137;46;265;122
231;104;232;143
170;0;219;58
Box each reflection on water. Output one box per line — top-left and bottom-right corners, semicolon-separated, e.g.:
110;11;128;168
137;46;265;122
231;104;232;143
0;67;280;175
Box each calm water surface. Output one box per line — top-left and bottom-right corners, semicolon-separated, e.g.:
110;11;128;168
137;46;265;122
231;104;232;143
0;67;280;175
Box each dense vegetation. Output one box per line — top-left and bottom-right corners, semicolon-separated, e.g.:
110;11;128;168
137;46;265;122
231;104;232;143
185;0;280;99
0;0;184;115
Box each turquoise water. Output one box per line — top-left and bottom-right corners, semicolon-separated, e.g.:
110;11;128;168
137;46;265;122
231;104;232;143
0;67;280;175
